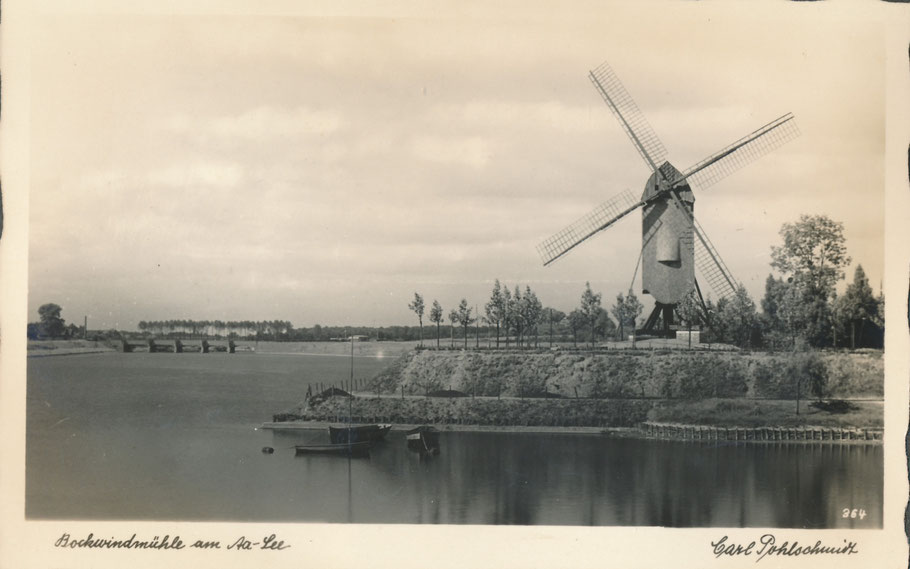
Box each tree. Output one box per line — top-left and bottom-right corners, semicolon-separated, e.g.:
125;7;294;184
547;308;566;347
510;286;523;347
567;309;586;348
485;279;506;348
502;286;513;349
717;285;760;348
760;274;789;349
429;300;444;349
522;286;543;348
408;292;425;347
770;215;850;347
839;265;880;349
611;292;643;341
580;282;602;349
448;308;458;348
454;299;475;349
38;303;66;338
593;308;616;343
675;290;702;347
770;214;850;298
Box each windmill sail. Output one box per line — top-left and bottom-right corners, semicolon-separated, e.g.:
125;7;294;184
679;113;799;190
693;219;738;301
589;62;668;172
537;188;641;266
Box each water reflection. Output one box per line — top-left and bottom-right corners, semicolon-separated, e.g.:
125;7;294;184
273;430;882;527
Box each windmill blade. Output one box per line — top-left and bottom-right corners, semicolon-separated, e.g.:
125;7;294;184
537;188;642;266
589;62;668;173
693;219;738;301
679;113;800;190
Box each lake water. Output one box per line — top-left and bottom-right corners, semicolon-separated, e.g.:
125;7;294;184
26;351;882;527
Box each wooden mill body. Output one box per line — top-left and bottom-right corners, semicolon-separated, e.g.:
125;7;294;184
641;162;695;305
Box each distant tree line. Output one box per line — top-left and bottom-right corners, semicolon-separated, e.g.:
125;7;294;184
132;319;485;342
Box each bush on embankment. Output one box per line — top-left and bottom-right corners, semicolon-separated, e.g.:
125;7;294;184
290;396;652;428
370;348;883;400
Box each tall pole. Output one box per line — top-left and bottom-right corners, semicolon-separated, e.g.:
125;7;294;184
350;329;354;386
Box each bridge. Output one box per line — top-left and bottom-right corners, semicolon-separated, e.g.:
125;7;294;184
118;339;247;353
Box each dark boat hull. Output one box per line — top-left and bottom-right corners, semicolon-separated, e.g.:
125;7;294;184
406;426;440;455
294;441;372;458
329;424;392;444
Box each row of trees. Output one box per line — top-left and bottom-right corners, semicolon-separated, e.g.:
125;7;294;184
410;293;481;349
408;282;648;350
409;284;544;350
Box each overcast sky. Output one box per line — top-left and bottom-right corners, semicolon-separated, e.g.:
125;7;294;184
27;4;886;330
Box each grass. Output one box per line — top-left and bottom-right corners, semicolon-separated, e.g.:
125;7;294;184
648;398;883;428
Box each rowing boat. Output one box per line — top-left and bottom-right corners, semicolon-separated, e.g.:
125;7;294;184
294;441;372;458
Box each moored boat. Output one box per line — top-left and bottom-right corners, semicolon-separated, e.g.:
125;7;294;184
406;426;440;455
294;441;372;458
329;423;392;444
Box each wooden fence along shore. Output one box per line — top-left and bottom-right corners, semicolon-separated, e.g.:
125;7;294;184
640;422;882;442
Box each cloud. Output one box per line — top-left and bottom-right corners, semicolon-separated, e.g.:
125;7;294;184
165;105;346;142
429;100;610;133
150;161;244;189
410;135;492;169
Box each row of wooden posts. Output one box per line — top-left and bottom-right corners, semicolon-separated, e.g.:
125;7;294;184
641;422;883;442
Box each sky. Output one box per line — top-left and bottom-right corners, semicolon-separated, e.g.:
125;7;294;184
27;4;886;330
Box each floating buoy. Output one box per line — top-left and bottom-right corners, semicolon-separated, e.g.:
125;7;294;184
261;446;274;454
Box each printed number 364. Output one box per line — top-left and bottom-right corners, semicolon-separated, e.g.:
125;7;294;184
842;508;866;519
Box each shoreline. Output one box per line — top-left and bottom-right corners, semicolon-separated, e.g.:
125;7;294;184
260;420;883;444
27;348;116;358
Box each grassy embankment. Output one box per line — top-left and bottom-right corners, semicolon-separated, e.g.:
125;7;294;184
27;339;118;356
283;348;883;430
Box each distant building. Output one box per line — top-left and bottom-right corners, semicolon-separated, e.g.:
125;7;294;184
330;335;370;342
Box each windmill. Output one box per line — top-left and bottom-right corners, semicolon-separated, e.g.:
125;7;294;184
537;61;800;336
